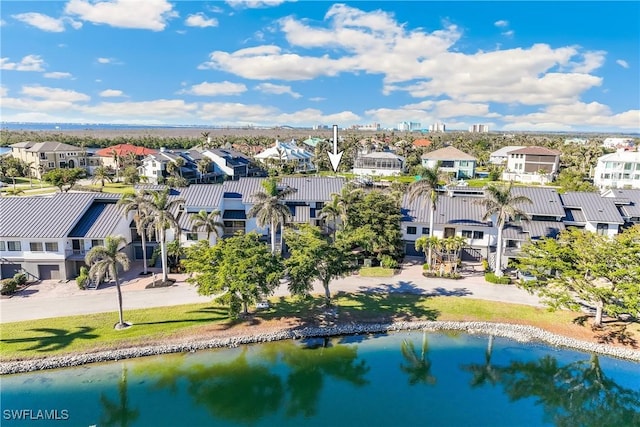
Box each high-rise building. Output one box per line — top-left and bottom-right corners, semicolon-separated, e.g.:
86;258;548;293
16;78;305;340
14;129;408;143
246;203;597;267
397;121;421;132
468;124;489;133
429;122;446;133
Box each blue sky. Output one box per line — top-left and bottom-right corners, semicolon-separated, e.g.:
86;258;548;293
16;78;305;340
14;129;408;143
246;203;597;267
1;1;639;132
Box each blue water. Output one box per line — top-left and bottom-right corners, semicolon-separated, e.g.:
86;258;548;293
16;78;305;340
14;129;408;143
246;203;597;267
2;331;639;426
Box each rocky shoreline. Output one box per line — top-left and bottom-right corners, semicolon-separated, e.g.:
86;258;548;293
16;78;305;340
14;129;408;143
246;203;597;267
2;321;639;375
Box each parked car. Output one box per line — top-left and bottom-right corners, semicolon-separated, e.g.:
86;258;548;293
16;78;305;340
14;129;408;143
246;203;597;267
256;300;270;309
517;270;537;283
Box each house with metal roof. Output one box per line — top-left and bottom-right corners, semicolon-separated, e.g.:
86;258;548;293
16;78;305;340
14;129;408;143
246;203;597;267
601;188;640;225
502;146;561;185
421;146;477;179
138;149;198;184
0;192;128;281
560;192;624;236
488;146;524;165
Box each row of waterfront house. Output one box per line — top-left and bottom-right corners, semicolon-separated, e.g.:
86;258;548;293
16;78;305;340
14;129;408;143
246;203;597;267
1;176;639;282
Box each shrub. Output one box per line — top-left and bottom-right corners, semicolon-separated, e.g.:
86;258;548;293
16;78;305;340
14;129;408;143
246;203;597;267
484;272;511;284
481;258;490;272
380;254;398;269
13;272;27;286
76;266;90;290
1;278;18;295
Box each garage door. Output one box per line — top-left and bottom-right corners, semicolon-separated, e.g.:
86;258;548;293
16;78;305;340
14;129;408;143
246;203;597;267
1;264;22;279
404;242;424;258
38;265;60;280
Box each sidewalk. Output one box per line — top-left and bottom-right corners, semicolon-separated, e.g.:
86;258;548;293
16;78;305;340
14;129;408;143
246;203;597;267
0;261;541;323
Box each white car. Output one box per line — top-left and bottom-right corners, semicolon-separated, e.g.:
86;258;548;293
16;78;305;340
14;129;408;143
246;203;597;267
256;301;270;309
517;270;537;283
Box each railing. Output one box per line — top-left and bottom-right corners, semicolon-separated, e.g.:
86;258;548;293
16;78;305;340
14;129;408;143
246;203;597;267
65;249;86;257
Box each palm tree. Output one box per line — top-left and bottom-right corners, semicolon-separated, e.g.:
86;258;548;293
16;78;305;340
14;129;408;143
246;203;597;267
197;158;211;183
408;165;441;269
142;189;185;283
319;193;345;240
85;235;131;329
92;166;113;188
248;178;296;254
475;182;532;276
118;191;153;275
26;161;36;188
111;150;122;182
190;209;223;242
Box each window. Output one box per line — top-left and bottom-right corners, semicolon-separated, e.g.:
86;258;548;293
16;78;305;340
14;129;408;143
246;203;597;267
48;162;55;168
421;227;429;235
0;241;5;251
91;239;104;247
407;226;417;235
8;241;22;251
45;242;58;252
473;231;484;239
461;230;472;238
59;153;65;158
40;153;47;159
30;242;44;252
596;223;608;236
186;233;198;241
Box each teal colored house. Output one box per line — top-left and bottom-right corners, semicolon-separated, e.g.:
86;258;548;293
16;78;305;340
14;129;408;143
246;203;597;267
421;146;477;179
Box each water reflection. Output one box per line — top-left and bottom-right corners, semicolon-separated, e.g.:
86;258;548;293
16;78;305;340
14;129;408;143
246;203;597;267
99;366;140;427
463;337;640;426
399;331;436;386
136;337;369;423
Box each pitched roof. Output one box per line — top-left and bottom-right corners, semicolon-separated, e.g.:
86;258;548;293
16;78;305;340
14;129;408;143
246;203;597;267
281;177;346;202
68;201;124;238
602;188;640;218
560;192;624;224
21;141;83;153
597;151;640;163
509;146;561;156
0;193;119;238
94;144;157;157
180;184;224;210
421;146;476;161
489;146;524;157
402;193;489;226
503;220;565;241
510;186;565;217
412;138;432;147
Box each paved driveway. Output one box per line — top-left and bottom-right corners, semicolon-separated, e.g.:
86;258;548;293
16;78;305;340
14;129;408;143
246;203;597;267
0;262;541;323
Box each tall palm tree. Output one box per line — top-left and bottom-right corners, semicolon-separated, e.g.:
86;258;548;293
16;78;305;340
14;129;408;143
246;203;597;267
111;150;122;182
475;182;532;276
190;209;223;242
85;235;131;329
248;178;296;254
142;189;185;282
197;158;211;183
26;161;36;188
408;165;441;269
118;191;153;275
319;193;345;240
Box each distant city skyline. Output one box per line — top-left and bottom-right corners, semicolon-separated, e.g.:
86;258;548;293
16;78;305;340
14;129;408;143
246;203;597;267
1;1;639;132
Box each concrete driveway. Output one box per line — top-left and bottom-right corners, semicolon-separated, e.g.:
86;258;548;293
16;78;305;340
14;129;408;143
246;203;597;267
0;261;541;323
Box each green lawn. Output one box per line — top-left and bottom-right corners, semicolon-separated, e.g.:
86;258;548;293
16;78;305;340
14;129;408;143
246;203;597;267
2;293;625;361
84;182;135;194
358;267;396;277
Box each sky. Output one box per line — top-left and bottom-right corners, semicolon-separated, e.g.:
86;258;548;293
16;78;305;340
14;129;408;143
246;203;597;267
0;1;639;132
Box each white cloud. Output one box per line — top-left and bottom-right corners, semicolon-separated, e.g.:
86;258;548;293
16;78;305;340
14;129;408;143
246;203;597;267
65;0;177;31
255;83;302;98
44;71;73;79
0;86;7;97
616;59;629;69
569;50;606;73
97;57;114;64
12;13;65;32
21;85;90;102
82;99;198;117
0;55;45;71
309;97;325;102
494;20;509;28
185;13;218;28
225;0;290;9
99;89;125;97
181;81;247;96
502;30;514;37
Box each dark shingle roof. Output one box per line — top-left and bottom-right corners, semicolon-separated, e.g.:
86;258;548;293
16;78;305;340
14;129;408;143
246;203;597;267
560;192;624;224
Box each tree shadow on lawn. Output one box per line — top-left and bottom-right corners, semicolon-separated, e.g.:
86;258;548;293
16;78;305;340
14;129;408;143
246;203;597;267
335;291;440;323
1;327;98;352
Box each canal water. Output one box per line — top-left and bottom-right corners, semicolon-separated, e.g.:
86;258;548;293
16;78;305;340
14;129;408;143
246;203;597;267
2;331;639;426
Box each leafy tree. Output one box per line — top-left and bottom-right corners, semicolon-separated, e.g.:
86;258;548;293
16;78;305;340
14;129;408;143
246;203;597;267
92;165;113;188
408;165;441;268
183;233;283;317
141;189;185;283
6;166;19;190
284;224;356;305
342;189;403;261
166;240;185;272
85;235;131;329
190;209;223;242
118;191;153;275
517;226;640;327
42;167;86;192
475;182;532;276
248;177;296;254
122;165;144;185
555;168;598;193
